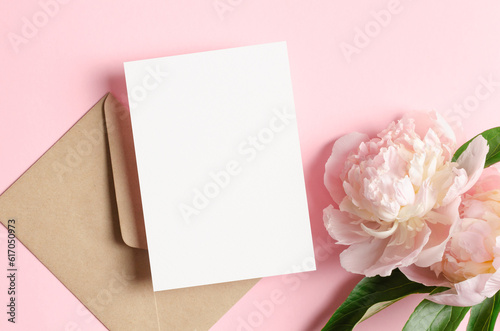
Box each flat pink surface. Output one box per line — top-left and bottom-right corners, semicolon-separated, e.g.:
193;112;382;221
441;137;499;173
2;1;500;330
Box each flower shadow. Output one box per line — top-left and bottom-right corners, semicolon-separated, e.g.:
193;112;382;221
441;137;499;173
301;137;365;330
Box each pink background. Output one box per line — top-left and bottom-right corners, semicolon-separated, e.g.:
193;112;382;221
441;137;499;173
2;0;500;330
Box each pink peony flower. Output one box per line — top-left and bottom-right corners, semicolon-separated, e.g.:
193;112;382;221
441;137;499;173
324;111;488;277
402;167;500;306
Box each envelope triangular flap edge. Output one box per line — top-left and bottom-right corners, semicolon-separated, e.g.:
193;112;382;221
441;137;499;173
103;93;148;250
0;92;146;250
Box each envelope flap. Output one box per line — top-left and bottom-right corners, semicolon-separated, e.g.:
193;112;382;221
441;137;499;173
103;94;148;250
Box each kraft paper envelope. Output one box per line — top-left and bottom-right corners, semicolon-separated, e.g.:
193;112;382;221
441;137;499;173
0;93;259;330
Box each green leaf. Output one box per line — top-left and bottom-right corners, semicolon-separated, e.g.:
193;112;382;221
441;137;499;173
402;297;470;331
322;269;439;331
403;288;470;331
467;291;500;331
452;127;500;168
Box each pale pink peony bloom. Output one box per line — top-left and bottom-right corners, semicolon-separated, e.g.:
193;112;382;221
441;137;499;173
324;111;489;277
402;167;500;307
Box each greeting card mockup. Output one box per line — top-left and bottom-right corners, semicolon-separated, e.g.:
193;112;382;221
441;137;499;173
124;42;315;291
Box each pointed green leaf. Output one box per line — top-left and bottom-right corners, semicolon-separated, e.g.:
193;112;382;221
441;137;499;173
322;269;438;331
452;127;500;167
403;294;470;331
467;291;500;331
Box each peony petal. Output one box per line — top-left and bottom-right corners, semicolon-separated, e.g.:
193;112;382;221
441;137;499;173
482;270;500;297
361;221;398;239
467;166;500;196
456;135;489;193
493;237;500;270
404;110;457;156
441;168;468;206
377;224;430;270
339;197;375;221
456;222;493;263
427;274;491;306
323;206;367;245
324;132;369;205
415;197;461;267
462;200;490;219
398;179;437;221
400;265;451;287
339;238;388;276
352;225;431;277
394;176;416;206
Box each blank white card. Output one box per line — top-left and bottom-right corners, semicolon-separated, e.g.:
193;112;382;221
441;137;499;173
125;42;315;291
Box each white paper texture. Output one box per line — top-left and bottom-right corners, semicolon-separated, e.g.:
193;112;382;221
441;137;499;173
125;42;315;291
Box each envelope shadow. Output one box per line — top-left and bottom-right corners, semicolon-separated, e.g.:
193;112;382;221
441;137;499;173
108;72;130;108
